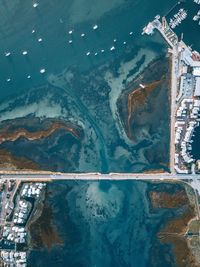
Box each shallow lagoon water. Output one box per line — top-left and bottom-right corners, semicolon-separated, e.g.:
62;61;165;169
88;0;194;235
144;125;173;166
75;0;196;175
0;0;199;266
0;0;175;173
28;180;181;267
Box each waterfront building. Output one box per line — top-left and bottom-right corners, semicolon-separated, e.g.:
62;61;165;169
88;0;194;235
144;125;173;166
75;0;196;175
0;182;46;266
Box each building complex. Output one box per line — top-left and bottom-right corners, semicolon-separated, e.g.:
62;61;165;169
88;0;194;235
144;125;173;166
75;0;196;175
143;14;200;174
0;181;46;266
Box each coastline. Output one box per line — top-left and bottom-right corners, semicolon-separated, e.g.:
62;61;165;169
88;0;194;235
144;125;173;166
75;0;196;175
25;180;200;266
0;118;83;172
117;54;171;171
149;180;200;267
1;1;200;266
27;187;63;251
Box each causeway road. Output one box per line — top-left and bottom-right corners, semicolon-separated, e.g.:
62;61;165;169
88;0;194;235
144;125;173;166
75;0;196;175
0;172;199;181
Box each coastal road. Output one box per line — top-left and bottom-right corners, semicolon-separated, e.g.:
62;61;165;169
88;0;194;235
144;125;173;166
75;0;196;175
169;46;178;174
1;172;200;181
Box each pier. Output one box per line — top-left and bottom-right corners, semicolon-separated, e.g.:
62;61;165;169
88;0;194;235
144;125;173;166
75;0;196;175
142;16;178;48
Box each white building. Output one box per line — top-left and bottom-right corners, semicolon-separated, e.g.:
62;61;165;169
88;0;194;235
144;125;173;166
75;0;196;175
194;77;200;96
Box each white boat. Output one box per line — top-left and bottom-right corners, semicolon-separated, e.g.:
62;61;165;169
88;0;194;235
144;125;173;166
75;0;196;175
182;14;187;19
33;2;39;8
86;52;90;56
27;75;31;79
6;78;11;82
169;9;187;29
171;23;176;29
22;51;28;56
181;12;187;19
123;41;127;45
198;10;200;15
40;68;46;74
32;29;36;34
177;17;182;24
129;31;133;35
68;40;73;44
193;15;199;21
94;52;98;56
68;30;73;35
5;52;11;57
110;46;115;51
113;39;117;42
38;38;42;42
93;24;98;30
101;49;105;53
81;33;85;37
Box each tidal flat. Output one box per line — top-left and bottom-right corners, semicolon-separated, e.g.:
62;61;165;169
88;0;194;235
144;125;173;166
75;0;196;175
0;52;170;173
27;180;198;267
0;0;176;174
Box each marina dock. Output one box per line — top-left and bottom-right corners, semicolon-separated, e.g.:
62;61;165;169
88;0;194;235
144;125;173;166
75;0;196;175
143;15;200;175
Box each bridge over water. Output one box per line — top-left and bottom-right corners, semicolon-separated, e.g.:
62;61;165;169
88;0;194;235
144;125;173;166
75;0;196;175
0;172;199;181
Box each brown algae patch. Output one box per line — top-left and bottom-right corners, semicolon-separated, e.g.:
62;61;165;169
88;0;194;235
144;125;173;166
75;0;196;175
127;80;162;141
117;56;170;143
0;117;83;171
150;189;188;209
28;194;63;250
0;118;82;144
0;149;39;170
149;183;199;267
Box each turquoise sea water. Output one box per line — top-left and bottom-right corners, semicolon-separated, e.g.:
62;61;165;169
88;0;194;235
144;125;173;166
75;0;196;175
0;1;200;172
28;181;185;267
0;0;199;266
0;0;175;100
0;0;176;173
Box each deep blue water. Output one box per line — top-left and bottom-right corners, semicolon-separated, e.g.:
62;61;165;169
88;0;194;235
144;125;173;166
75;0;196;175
191;125;200;160
0;0;175;101
171;1;200;50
